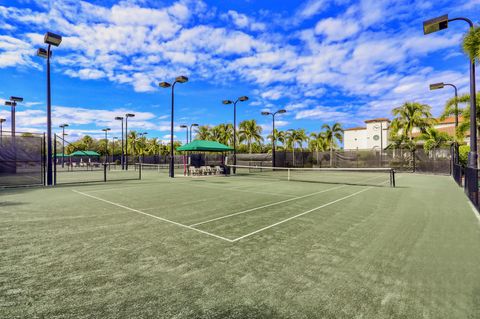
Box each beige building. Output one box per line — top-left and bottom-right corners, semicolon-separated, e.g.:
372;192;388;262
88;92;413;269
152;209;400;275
343;116;463;150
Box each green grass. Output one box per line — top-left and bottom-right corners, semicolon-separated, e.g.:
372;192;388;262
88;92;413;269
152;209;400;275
1;171;480;318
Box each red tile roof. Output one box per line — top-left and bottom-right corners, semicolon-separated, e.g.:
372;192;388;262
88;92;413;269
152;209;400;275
344;126;366;131
364;118;391;123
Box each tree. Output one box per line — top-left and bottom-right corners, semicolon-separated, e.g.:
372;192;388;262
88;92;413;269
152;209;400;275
309;132;327;166
322;123;343;167
391;102;433;142
285;129;308;166
147;137;162;157
196;125;211;140
463;26;480;63
440;92;480;143
239;119;263;154
418;127;452;156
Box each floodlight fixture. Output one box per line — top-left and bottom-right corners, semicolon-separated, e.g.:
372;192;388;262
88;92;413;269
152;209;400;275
429;83;445;90
191;123;199;127
423;14;449;35
115;116;123;120
278;109;287;114
222;100;233;105
59;123;69;128
238;96;249;102
180;124;188;128
126;113;135;118
0;118;5;123
5;101;14;106
261;111;271;116
102;127;111;132
44;32;62;46
159;82;171;88
10;96;23;102
36;48;49;58
175;76;188;83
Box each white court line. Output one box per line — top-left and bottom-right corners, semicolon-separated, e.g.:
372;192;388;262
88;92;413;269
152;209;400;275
189;174;387;227
189;184;346;227
72;189;233;242
187;182;296;198
467;201;480;225
230;187;373;242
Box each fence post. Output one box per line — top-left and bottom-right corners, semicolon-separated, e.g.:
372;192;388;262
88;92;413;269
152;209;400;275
103;163;107;182
53;134;57;185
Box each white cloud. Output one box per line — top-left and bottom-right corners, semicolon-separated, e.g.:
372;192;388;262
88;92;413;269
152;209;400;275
315;17;360;41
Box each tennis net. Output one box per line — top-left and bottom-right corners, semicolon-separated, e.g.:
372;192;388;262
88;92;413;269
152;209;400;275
227;165;396;187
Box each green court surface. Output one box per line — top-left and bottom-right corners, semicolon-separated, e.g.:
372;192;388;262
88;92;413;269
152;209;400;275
1;171;480;318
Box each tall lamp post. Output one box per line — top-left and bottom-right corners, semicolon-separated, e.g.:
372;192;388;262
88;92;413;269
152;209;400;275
102;128;111;164
37;32;62;186
424;15;477;168
430;82;459;161
180;124;189;143
125;113;135;170
115;116;124;169
5;96;23;136
222;96;249;172
112;136;117;164
261;109;286;167
190;123;198;142
159;75;189;178
0;118;5;145
59;123;69;168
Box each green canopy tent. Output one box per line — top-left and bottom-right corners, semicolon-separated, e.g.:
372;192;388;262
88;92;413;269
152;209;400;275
176;140;233;176
177;140;233;152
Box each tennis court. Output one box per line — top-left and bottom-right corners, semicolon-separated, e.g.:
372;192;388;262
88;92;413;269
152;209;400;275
2;168;480;318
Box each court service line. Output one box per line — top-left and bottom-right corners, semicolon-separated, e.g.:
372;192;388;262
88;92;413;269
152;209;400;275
230;187;372;242
189;185;346;227
72;189;233;242
189;175;387;227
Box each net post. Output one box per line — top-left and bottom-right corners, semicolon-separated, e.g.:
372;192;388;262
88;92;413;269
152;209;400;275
103;163;107;182
288;168;291;181
139;163;142;180
390;169;396;188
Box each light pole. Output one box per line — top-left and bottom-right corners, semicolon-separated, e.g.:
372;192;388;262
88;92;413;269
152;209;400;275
125;113;135;170
262;109;286;167
59;124;68;168
139;132;148;163
430;82;459;162
112;136;117;164
190;123;198;142
115;116;124;169
159;75;189;178
0;118;4;143
222;96;249;172
180;124;189;143
424;14;477;168
102;128;111;164
5;96;23;137
37;32;62;186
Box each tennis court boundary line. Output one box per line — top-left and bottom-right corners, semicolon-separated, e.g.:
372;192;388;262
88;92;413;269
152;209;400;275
189;174;388;227
189;184;346;227
230;187;373;242
467;201;480;225
71;189;234;242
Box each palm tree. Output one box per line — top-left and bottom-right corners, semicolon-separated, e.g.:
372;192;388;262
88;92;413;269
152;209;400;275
196;125;211;140
463;26;480;63
210;125;223;142
285;129;307;166
418;127;452;159
440;92;480;142
239;119;263;154
309;132;327;166
217;123;234;146
391;102;433;142
147;137;161;157
322;123;343;167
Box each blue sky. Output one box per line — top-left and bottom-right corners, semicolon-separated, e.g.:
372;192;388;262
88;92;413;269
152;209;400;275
0;0;479;143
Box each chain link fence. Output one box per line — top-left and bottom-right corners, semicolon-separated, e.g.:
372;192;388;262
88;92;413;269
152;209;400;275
0;132;44;187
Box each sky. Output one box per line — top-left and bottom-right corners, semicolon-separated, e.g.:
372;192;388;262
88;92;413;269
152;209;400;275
0;0;479;143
